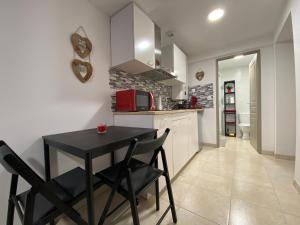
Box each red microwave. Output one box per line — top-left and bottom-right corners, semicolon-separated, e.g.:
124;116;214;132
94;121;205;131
116;89;155;112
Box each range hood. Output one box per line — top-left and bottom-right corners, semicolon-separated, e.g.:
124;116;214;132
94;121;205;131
139;25;177;82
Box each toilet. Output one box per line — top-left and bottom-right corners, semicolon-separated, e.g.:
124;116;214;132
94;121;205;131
238;113;250;139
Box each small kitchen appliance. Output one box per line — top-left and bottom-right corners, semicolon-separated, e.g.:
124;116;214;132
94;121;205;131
116;89;155;112
156;95;163;111
191;95;198;109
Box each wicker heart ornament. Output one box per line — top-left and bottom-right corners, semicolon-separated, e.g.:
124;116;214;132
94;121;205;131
71;33;92;58
71;59;93;83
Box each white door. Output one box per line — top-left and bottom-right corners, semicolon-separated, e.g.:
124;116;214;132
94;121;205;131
189;112;199;157
249;55;261;152
172;117;189;175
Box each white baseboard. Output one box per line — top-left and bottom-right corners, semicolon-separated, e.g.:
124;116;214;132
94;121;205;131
202;142;218;148
293;180;300;194
261;150;295;161
261;150;274;156
275;154;295;161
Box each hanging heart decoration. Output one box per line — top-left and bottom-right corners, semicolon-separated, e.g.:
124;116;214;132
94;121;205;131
195;70;205;81
71;33;92;58
72;59;93;83
71;26;93;83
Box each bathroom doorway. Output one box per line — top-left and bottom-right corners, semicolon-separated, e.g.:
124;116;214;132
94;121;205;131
216;51;262;153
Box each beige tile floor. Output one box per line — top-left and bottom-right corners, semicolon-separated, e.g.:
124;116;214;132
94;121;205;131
59;138;300;225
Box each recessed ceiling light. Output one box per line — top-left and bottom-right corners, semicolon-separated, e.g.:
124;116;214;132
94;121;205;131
234;55;244;60
208;8;225;22
137;40;151;50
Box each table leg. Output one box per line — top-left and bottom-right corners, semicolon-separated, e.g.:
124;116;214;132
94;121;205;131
44;141;51;181
111;151;115;166
85;153;95;225
44;141;55;225
154;131;160;211
155;158;160;211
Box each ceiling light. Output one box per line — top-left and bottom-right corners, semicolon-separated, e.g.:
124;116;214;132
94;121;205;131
137;41;151;50
208;8;225;22
234;55;244;60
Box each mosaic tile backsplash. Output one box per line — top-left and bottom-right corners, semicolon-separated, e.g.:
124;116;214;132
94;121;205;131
109;72;174;111
188;83;214;109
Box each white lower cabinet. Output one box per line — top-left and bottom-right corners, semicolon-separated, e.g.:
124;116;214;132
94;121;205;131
114;111;199;191
171;116;189;175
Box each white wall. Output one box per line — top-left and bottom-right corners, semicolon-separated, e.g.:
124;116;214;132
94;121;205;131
188;59;217;145
260;46;276;153
290;0;300;188
219;66;250;137
0;0;112;224
275;0;300;185
188;46;276;149
275;42;296;157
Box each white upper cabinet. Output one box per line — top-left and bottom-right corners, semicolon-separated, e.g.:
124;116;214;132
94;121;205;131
161;43;187;85
111;3;155;74
173;44;187;83
172;84;188;100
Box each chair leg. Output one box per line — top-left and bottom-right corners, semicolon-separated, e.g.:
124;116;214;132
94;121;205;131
155;180;160;211
126;173;140;225
161;149;177;223
155;159;160;211
98;187;117;225
7;174;18;225
164;174;177;223
6;199;15;225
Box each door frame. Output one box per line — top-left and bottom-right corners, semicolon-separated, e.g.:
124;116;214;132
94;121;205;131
216;49;262;153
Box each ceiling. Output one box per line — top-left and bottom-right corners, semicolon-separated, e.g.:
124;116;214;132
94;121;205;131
277;14;293;43
91;0;287;59
218;54;256;71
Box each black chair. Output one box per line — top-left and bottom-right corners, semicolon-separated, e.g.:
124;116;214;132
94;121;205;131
0;140;103;225
96;128;177;225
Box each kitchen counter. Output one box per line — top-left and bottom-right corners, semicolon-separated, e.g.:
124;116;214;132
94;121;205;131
113;109;204;115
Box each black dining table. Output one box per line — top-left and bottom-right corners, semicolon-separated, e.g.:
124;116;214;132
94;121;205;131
43;126;157;225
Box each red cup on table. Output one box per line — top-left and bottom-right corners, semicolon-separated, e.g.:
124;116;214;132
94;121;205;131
97;123;107;134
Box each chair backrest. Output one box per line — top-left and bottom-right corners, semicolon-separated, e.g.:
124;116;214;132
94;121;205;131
0;140;18;174
124;128;170;165
0;140;44;187
1;141;89;225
